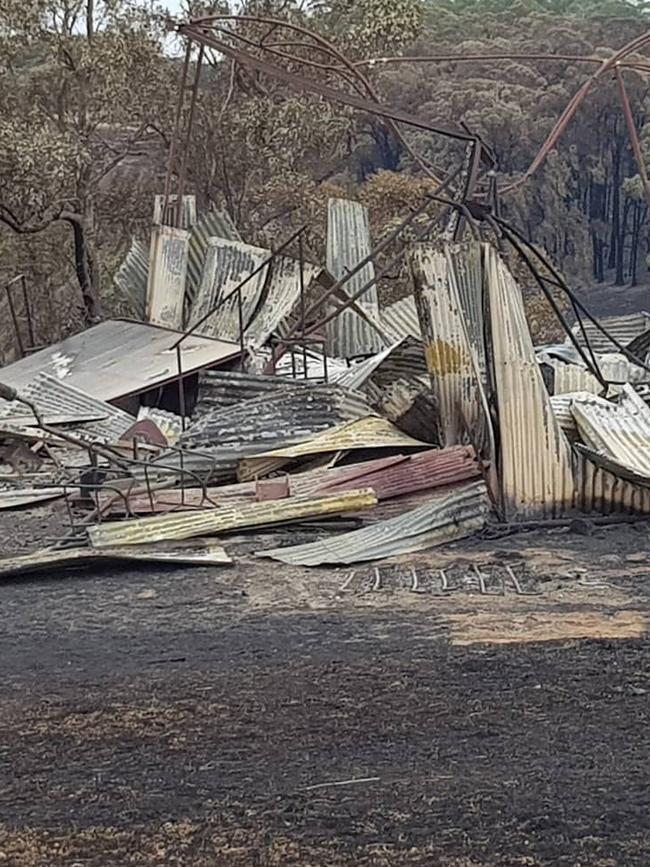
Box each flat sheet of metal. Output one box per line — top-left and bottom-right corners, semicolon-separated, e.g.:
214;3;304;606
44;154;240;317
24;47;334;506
486;246;574;519
146;225;191;330
0;320;240;401
0;541;231;579
88;488;377;548
257;480;489;565
114;238;148;320
326;198;384;358
572;384;650;478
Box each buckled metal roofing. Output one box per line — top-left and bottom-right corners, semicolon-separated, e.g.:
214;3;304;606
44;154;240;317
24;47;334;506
0;319;240;401
186;208;242;305
569;310;650;354
114;238;148;319
257;480;489;565
326;198;384;358
380;294;421;341
195;369;313;417
146;225;191;330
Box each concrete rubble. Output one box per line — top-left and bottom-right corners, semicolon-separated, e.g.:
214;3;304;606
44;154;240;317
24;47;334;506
2;194;650;577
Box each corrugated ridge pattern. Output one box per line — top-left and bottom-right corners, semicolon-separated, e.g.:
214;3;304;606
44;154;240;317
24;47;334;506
380;295;421;341
570;311;650;354
186;209;242;305
326;198;384;358
146;225;190;329
547;361;604;396
573;447;650;514
316;445;480;499
411;245;483;446
195;370;312;417
257;480;489;565
0;372;134;442
114;239;148;319
571;384;650;478
447;241;486;383
188;239;269;341
89;488;378;548
487;245;574;519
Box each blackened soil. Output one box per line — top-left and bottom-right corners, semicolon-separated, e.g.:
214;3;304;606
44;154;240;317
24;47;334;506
0;562;649;866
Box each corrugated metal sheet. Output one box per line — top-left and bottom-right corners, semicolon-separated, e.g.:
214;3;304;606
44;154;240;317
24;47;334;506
316;445;480;499
571;384;650;479
448;242;487;384
332;336;427;393
195;370;312;418
238;415;428;481
187;209;242;306
137;407;183;445
153;194;197;229
88;488;377;548
573;447;650;514
570;311;650;354
0;486;65;510
257;480;489;565
549;392;598;436
380;295;421;341
545;360;604;396
0;320;240;401
187;239;269;341
0;541;231;579
0;372;135;443
114;239;148;320
486;245;574;519
326;198;384;358
411;244;484;447
146;225;191;330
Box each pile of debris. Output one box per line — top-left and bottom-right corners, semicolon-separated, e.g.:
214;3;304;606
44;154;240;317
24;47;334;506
1;194;650;579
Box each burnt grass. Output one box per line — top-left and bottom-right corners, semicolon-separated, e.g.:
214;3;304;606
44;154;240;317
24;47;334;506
0;558;649;867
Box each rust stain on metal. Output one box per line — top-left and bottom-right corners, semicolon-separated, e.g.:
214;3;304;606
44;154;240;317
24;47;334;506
425;339;468;375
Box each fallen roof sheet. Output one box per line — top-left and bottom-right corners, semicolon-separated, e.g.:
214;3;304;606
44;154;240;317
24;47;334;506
257;480;489;565
487;245;574;519
570;311;650;355
571;384;650;480
326;198;384;358
88;488;377;548
114;238;148;319
0;486;66;510
332;336;427;393
0;372;134;443
542;359;604;396
316;445;480;499
146;225;191;330
0;541;231;579
195;369;312;417
573;446;650;514
0;319;240;401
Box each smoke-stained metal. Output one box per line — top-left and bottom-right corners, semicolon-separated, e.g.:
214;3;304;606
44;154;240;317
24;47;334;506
326;198;384;358
569;311;650;355
486;245;575;519
146;225;191;329
380;295;422;341
257;480;489;565
153;194;197;230
114;239;148;320
186;209;242;306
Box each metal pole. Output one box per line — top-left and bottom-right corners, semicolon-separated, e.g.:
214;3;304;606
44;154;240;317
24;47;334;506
21;275;35;350
162;41;192;220
299;233;307;378
176;344;187;431
237;286;245;365
177;45;205;215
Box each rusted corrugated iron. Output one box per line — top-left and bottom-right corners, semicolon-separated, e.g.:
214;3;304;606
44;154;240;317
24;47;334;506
238;415;428;481
146;225;191;329
326;198;384;358
571;384;650;480
114;239;148;320
333;336;427;393
88;488;377;548
447;242;487;384
486;245;574;519
411;244;486;447
380;295;421;341
316;445;480;499
573;447;650;514
0;320;240;400
257;480;489;565
570;311;650;355
195;370;312;418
